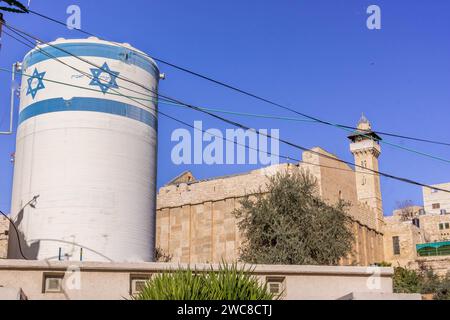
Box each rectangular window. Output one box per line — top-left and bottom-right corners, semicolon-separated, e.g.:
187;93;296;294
130;274;152;296
266;277;286;297
392;236;400;255
439;223;444;230
445;223;450;229
42;273;64;293
432;203;441;209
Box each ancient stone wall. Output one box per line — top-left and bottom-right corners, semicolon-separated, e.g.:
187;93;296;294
383;215;425;267
419;214;450;242
0;216;9;259
414;256;450;277
156;149;384;265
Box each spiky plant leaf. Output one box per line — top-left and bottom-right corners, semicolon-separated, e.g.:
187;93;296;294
133;263;275;300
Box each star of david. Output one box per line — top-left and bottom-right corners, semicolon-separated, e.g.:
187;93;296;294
26;68;47;99
89;62;120;94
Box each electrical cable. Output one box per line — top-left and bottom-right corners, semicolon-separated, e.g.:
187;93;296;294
0;210;28;260
4;25;450;193
0;65;389;178
1;29;388;179
26;9;450;148
6;23;450;166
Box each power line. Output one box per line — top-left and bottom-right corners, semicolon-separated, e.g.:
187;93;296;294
26;9;450;148
157;95;450;193
0;28;303;169
3;26;155;101
0;65;313;120
0;210;28;260
1;55;448;167
0;64;381;175
7;22;450;180
5;24;450;167
1;32;374;177
0;33;395;187
6;25;450;193
4;24;450;193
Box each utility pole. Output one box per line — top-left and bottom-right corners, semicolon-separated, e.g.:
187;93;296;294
0;10;23;135
0;13;4;49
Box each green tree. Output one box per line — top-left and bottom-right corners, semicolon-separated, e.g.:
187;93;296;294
393;267;423;294
233;169;354;265
134;263;275;300
393;266;450;300
434;274;450;300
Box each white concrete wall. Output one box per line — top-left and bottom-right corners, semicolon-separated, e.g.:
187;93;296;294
0;260;396;300
423;183;450;215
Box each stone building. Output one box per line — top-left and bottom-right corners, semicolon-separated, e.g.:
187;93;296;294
0;216;9;259
423;183;450;216
156;116;385;266
383;214;425;267
383;185;450;275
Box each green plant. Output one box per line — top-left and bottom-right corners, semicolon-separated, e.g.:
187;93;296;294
393;267;450;300
233;169;354;265
433;274;450;300
393;267;423;294
374;261;392;267
133;263;275;300
155;247;173;262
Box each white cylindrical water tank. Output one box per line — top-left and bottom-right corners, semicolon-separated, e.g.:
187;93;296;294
8;37;159;262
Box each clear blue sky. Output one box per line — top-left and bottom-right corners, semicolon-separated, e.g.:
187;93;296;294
0;0;449;215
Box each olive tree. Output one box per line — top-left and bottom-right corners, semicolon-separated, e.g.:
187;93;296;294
233;169;354;265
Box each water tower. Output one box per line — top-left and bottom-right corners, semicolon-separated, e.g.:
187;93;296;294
8;37;159;262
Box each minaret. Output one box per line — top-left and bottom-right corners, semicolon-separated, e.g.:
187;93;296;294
348;114;383;230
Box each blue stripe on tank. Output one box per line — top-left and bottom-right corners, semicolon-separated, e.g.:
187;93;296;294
23;42;159;77
19;97;158;129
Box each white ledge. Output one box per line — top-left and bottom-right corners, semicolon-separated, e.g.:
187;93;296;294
0;259;393;276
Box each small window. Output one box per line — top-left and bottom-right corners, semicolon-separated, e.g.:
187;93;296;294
392;236;400;255
439;223;444;230
445;223;450;229
432;203;441;209
130;274;152;296
266;277;285;297
43;274;64;293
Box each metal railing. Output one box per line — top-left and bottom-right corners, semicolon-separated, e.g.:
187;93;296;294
416;241;450;257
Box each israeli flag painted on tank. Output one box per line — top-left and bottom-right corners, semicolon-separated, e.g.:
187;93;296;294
26;68;46;99
89;62;120;94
